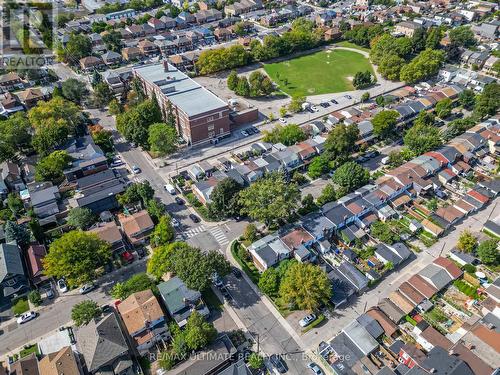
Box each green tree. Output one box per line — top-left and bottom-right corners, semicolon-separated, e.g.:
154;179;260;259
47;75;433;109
288;96;305;113
411;27;427;53
476;239;499;266
414;111;435;128
56;33;92;63
361;92;370;102
184;311;217;350
458;89;476;110
243;223;259;242
456;230;477;253
147;242;185;279
387;150;405;167
61;78;87;104
0;113;32;162
307;156;330;179
43;231;111;287
67;207;95;230
403;123;442;155
353;71;373;89
146;199;165;224
110;273;156;300
371;220;399;244
378;54;406;80
426;197;438;212
317;184;337;206
425;27;443;50
227;70;239;90
35;151;72;183
28;290;42;306
474;83;499;119
435;98;453;119
7;193;24;217
449;26;476;48
4;221;30;248
151;214;175;247
118;181;155;208
238;172;300;226
332;162;369;193
148;123;177;155
262;124;306;146
371;110;399;139
102;30;122;52
279;263;331;311
324;124;359;163
400;49;445;83
248;353;264;369
93;82;114;108
234;76;250;97
207;178;242;219
259;268;280;296
116;99;162;148
91;128;113;153
71;300;101;326
108;99;123;115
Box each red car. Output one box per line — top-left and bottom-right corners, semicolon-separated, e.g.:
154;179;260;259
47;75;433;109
121;251;134;264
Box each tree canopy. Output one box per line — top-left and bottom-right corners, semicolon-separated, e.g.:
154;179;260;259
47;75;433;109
262;124;306;146
67;207;95;230
116;99;162;148
371;110;399;139
435;98;453;119
332;162;369;193
0;113;32;163
403;123;442;155
476;239;499;266
370;220;399;244
35;151;72;183
150;214;175;247
400;49;445;83
110;273;157;300
71;301;101;326
324;124;359;164
56;33;92;64
474;83;499;119
148;123;178;155
207;178;242;219
279;262;331;311
456;230;477;253
61;78;87;104
43;231;111;287
238;172;300;226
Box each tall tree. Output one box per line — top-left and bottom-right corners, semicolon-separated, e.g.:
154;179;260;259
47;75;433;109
61;78;88;104
4;221;30;248
279;263;331;311
474;83;499;119
66;207;95;230
56;33;92;64
371;110;399;139
449;26;476;48
238;172;300;226
476;239;499;266
400;49;445;83
456;230;477;253
116;99;162;148
435;98;453;119
323;124;359;163
43;231;111;287
93;82;114;108
411;28;427;53
184;311;217;351
332;162;369;193
258;268;280;297
150;214;175;247
207;178;242;219
110;273;156;300
0;113;32;162
35;151;73;183
148;123;178;155
458;89;476;110
403;123;442;155
71;301;101;326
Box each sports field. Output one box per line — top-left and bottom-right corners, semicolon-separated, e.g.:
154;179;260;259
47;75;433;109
263;49;374;97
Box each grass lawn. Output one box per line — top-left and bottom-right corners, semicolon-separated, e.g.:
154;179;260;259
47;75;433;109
335;41;371;52
20;345;39;358
264;50;374;97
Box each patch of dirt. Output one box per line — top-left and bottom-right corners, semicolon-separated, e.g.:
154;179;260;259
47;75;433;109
346;76;354;81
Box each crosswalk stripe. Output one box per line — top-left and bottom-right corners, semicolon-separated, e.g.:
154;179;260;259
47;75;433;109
209;227;229;245
184;225;206;238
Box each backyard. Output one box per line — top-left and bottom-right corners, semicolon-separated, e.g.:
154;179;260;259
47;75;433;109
263;49;375;97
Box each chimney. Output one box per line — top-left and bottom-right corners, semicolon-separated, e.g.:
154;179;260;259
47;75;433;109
448;350;455;356
163;60;169;72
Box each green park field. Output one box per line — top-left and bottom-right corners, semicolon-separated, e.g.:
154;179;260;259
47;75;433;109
263;49;374;97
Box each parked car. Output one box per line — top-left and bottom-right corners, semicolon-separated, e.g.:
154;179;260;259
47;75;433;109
132;165;141;174
213;274;224;288
79;283;96;295
171;217;181;227
189;213;200;223
270;354;287;373
299;313;317;327
331;99;338;104
307;362;324;375
175;197;185;205
345;95;352;99
121;251;134;264
221;287;232;300
17;311;37;324
311;106;319;112
251;126;260;133
57;279;68;293
279;118;287;124
45;287;55;299
136;247;146;258
232;267;242;278
164;184;176;194
101;304;111;313
241;130;249;137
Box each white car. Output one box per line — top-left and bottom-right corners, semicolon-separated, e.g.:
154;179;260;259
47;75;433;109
299;313;317;327
132;165;141;174
241;130;249;137
57;279;68;293
307;362;324;375
164;184;176;194
17;311;37;324
79;283;96;295
279;117;287;124
171;217;180;227
311;106;319;112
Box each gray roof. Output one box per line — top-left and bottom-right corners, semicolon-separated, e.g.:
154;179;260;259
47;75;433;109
378;298;405;323
478;178;500;194
76;313;130;373
0;243;24;281
327;268;355;305
356;314;384;339
158;276;201;315
483;220;500;236
342;319;379;355
300;212;334;238
337;261;368;291
134;63;228;117
376;243;404;265
322;203;352;226
418;263;452;290
422;346;474;375
329;332;363;375
30;186;58;206
216;359;252;375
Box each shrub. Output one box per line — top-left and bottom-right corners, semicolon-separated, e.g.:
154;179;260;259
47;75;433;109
462;264;476;274
12;298;29;315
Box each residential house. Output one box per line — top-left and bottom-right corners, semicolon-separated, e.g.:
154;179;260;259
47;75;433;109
76;312;133;375
102;50;122;66
122;47;142;61
16;88;46;109
248;234;291;271
394;21;422;37
0;243;29;309
0;92;24;117
117;290;169;355
416;324;453;352
38;346;82;375
137;40;158;56
9;354;40;375
335;261;369;294
89;222;125;253
158;276;210;327
29;185;60;225
118;210;154;246
79;56;104;72
194;9;223;24
25;243;47;286
1;161;24;191
63;136;108;181
0;72;23;92
374;242;411;267
366;307;398;338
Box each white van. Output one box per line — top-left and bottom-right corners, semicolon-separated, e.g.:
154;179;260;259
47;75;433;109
381;156;390;165
164;184;176;194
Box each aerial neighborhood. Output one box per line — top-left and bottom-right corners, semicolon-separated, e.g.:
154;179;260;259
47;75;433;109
0;0;498;373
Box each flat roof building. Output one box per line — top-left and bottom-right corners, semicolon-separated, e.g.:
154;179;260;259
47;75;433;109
134;62;231;146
